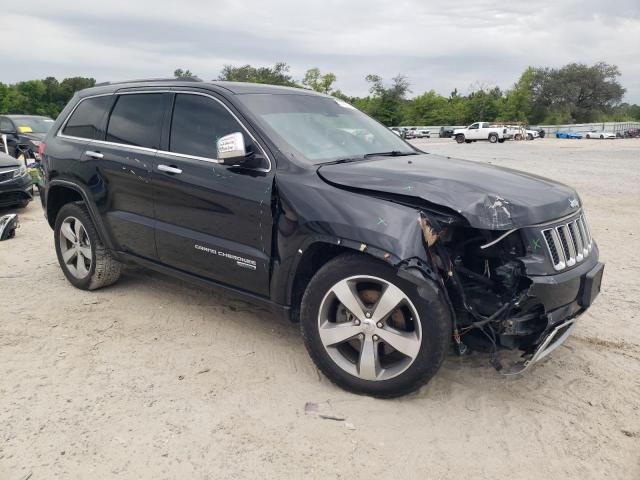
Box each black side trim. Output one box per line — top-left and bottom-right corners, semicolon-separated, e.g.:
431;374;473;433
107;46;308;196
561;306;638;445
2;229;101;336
118;251;290;322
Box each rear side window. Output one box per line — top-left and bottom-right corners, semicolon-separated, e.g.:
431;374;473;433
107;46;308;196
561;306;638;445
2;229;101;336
106;94;166;148
62;96;112;139
169;94;249;159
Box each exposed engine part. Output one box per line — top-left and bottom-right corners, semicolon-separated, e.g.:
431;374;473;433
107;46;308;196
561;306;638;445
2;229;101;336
420;216;548;367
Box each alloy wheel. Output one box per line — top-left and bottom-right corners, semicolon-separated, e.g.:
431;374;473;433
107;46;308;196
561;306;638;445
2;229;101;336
317;275;422;381
58;216;92;279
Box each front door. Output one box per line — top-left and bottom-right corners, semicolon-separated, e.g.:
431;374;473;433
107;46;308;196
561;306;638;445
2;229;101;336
467;122;480;139
153;92;273;296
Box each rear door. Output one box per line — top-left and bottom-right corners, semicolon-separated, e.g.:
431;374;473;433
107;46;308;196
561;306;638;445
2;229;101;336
90;92;171;259
152;92;273;296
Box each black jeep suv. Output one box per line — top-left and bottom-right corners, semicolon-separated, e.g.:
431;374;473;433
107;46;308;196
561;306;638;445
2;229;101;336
39;79;604;397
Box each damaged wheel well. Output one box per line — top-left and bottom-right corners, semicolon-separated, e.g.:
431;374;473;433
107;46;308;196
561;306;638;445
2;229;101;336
289;243;350;322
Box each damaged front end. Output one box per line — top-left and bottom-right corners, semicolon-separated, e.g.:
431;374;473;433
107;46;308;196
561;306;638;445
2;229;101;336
415;210;604;374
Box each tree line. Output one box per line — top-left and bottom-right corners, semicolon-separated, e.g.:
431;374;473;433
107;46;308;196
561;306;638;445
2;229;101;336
1;62;638;127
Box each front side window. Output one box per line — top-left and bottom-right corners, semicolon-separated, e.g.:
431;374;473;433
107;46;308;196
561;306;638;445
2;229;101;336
62;96;112;139
169;94;249;159
106;94;166;148
236;94;415;165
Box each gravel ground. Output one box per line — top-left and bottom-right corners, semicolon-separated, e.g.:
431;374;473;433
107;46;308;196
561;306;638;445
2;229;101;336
1;138;639;479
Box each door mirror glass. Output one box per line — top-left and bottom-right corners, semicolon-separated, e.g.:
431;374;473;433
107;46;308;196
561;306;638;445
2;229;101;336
217;132;247;164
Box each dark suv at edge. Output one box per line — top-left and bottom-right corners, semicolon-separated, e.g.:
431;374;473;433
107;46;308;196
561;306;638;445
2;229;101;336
40;79;604;397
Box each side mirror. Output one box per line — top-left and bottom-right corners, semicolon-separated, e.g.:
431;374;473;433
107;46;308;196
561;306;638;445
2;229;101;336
217;132;247;165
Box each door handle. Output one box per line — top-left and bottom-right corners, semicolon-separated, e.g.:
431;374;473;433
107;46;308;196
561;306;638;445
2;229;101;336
85;150;104;159
157;164;182;175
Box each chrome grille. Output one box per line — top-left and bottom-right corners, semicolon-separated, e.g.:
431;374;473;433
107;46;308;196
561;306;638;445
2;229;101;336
541;214;593;271
0;169;17;183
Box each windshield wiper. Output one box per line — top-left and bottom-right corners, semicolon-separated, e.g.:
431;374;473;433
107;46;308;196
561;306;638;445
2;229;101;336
364;151;417;157
318;156;367;166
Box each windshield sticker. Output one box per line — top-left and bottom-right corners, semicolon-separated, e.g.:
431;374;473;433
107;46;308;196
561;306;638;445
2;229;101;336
334;99;356;110
18;126;33;133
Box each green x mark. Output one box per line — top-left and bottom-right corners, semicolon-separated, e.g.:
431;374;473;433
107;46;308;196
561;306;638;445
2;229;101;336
532;238;542;251
377;217;387;226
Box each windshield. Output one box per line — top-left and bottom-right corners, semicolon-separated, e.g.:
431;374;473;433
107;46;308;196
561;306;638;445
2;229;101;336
10;116;54;134
237;94;415;164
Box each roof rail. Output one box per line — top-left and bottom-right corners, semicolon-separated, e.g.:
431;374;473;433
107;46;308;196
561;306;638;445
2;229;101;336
94;77;203;87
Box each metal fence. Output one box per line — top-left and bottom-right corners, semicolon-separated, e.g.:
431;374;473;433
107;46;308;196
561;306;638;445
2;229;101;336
537;122;640;136
393;122;640;137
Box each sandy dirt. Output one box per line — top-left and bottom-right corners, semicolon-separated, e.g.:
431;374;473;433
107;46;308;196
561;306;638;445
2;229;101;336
1;138;639;479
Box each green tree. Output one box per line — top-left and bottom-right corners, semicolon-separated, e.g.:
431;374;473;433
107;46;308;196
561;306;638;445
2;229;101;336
497;68;533;122
528;62;625;123
302;68;336;94
217;62;298;87
357;74;410;126
174;68;195;78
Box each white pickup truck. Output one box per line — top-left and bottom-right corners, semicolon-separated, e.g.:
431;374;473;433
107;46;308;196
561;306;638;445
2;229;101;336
453;122;513;144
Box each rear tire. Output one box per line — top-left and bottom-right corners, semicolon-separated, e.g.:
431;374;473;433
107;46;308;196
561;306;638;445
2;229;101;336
300;253;451;397
488;133;498;143
54;202;121;291
527;133;534;140
455;134;465;144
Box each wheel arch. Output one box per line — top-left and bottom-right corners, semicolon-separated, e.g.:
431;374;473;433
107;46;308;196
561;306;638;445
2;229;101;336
283;238;438;323
46;180;115;250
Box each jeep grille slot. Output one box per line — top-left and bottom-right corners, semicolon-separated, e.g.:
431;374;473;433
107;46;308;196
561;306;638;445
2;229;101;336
542;214;592;271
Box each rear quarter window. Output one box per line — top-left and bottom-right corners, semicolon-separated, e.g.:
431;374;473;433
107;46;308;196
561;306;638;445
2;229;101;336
62;96;113;139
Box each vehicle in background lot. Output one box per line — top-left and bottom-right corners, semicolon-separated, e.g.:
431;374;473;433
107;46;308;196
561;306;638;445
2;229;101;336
0;115;54;160
453;122;513;144
619;128;640;138
390;127;405;138
528;126;546;138
506;125;538;141
526;129;540;140
584;130;616;139
39;79;603;397
439;126;455;138
0;151;33;209
556;131;583;139
408;128;430;138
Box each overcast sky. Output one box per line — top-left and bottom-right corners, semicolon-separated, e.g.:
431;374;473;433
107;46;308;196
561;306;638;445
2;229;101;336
2;0;639;102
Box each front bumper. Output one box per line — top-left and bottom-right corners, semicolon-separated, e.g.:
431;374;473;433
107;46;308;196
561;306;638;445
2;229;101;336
0;174;33;207
502;260;604;374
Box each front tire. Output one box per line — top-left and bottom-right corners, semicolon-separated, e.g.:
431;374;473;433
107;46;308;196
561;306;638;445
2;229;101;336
54;203;122;290
300;254;451;397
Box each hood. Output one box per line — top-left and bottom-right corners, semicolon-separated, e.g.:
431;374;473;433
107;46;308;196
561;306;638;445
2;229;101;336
317;154;581;230
0;152;19;168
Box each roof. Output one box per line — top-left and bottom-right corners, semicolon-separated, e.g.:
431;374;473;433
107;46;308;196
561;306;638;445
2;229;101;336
76;78;325;98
